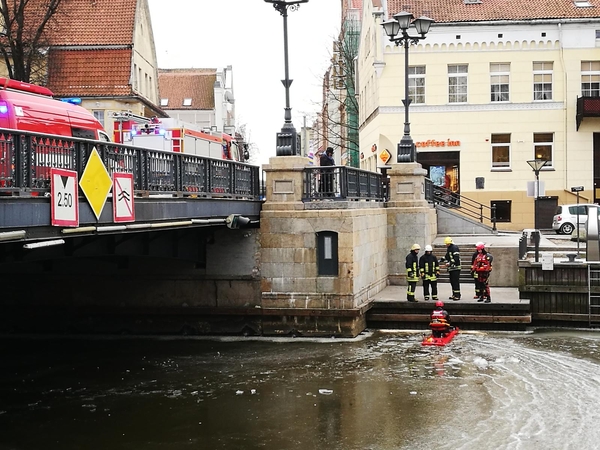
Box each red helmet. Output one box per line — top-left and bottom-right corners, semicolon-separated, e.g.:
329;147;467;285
435;300;444;307
476;242;485;251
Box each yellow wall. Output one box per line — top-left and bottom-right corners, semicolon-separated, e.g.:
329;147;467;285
357;10;600;231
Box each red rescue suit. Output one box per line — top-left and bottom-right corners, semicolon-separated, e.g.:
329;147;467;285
429;308;451;337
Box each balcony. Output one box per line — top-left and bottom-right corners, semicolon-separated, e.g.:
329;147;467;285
576;96;600;130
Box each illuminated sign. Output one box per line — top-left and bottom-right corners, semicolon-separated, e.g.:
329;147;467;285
415;139;460;148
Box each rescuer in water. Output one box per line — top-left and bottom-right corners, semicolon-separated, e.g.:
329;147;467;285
429;300;452;338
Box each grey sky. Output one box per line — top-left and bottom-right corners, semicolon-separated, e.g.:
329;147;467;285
148;0;341;164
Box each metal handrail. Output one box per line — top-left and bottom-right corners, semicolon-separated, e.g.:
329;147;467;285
0;128;261;199
303;166;384;201
425;178;497;231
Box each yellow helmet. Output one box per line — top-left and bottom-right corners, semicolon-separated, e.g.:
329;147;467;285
411;243;421;251
444;237;453;245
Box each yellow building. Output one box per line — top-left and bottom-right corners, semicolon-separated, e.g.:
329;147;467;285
358;0;600;231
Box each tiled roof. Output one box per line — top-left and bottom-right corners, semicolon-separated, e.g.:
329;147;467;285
387;0;600;23
46;48;133;97
46;0;137;45
158;69;216;110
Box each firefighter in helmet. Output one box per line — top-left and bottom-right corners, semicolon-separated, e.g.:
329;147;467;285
443;236;461;300
472;242;493;303
406;243;420;302
430;300;452;338
419;245;440;301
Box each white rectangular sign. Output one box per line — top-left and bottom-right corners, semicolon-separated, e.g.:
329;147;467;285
541;252;554;271
51;168;79;227
112;172;135;223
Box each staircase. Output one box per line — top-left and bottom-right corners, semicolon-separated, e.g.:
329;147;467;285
433;244;476;285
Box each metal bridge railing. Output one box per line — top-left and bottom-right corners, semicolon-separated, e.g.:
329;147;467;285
302;166;385;201
424;178;497;231
0;128;260;199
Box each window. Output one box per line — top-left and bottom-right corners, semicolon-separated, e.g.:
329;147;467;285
491;200;511;223
448;64;468;103
533;62;553;100
491;133;510;168
92;110;104;127
534;133;553;167
160;98;169;107
490;63;510;102
408;66;425;104
581;61;600;97
183;98;192;106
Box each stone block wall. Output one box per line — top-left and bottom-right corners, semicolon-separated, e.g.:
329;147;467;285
260;206;388;310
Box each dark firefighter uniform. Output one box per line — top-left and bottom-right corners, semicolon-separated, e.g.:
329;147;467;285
444;237;461;300
406;244;420;302
419;247;440;301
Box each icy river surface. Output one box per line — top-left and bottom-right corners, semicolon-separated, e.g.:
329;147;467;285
2;329;600;450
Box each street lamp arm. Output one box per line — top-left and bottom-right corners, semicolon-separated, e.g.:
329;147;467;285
264;0;308;15
380;11;435;163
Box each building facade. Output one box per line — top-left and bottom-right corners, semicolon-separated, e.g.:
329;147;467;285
158;66;236;135
45;0;165;140
358;0;600;231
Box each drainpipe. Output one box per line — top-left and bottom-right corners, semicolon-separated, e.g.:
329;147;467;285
558;22;568;192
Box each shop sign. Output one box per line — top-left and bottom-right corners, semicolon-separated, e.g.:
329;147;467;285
415;139;460;148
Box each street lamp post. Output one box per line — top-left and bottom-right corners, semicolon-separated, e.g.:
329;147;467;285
381;12;434;163
527;158;549;230
265;0;308;156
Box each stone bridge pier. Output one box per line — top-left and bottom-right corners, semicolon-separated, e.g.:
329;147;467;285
260;157;436;337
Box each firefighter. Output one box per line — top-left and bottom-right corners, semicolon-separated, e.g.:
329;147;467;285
430;300;452;338
419;245;440;301
472;242;493;303
406;243;420;302
471;241;484;299
443;236;461;300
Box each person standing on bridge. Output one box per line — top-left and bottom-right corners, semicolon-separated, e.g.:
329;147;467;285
472;242;493;303
443;236;461;300
405;243;420;302
319;147;335;197
419;245;440;301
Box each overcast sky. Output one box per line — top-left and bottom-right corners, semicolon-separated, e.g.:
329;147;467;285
147;0;341;164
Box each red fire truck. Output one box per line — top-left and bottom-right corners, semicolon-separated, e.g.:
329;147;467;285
0;77;110;141
0;77;110;189
119;116;243;162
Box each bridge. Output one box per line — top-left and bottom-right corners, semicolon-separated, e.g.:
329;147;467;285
3;129;590;337
0;128;262;259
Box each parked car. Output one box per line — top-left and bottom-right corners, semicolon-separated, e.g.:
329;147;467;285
552;203;598;234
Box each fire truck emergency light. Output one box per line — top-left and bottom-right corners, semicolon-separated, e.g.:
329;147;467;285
60;97;82;105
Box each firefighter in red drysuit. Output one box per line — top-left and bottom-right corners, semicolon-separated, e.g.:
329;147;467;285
472;243;493;303
429;300;452;338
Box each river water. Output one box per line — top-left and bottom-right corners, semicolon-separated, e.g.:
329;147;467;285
1;329;600;450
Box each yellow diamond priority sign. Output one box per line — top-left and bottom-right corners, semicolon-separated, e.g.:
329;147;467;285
379;148;391;165
79;147;112;220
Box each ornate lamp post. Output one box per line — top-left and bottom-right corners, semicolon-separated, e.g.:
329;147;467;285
265;0;308;156
527;158;549;230
381;12;434;163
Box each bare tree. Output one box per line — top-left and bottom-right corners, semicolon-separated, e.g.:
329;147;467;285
0;0;63;83
314;19;360;167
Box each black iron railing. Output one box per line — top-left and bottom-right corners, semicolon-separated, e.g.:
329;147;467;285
425;178;497;230
303;166;384;201
0;128;260;199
